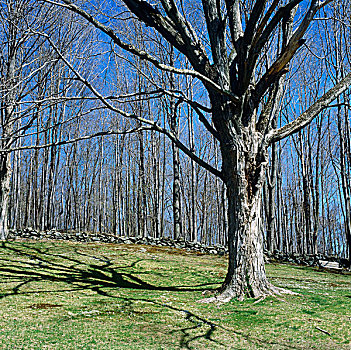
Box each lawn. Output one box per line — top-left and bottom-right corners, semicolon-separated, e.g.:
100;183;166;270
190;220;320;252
0;240;350;349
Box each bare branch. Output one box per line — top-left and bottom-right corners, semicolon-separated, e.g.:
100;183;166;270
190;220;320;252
202;0;228;73
254;0;333;103
159;0;201;54
120;0;210;71
241;0;268;49
1;126;154;152
42;0;239;102
34;28;223;179
270;72;351;143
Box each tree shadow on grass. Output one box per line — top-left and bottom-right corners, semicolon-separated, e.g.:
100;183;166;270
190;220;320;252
0;241;220;295
0;241;300;350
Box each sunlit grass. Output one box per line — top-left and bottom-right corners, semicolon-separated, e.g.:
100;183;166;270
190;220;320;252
0;240;350;349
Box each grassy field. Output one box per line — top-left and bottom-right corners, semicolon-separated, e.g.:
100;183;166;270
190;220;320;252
0;240;350;350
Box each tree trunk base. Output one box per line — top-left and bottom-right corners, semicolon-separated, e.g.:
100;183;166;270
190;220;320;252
198;283;297;303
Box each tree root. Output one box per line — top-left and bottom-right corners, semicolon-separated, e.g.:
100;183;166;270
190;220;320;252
198;284;298;304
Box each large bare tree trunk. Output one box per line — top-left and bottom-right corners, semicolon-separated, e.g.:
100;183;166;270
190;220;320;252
221;142;270;300
204;134;297;301
202;132;290;301
172;141;182;240
223;168;268;299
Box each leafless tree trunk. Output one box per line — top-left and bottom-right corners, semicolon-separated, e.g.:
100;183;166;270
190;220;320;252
0;1;18;239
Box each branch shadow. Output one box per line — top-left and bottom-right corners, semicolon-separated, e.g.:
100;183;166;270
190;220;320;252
0;241;219;295
0;241;300;349
92;287;300;350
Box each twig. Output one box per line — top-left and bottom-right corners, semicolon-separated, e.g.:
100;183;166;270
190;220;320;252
253;296;266;304
315;326;331;336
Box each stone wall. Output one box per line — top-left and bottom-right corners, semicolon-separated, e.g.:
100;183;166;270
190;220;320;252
8;228;350;269
8;228;228;255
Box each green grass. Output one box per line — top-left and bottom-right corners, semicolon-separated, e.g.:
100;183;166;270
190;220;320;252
0;240;350;349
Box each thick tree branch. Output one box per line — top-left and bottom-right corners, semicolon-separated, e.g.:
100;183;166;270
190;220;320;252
256;84;280;133
236;0;303;95
251;0;280;48
226;0;243;45
202;0;227;76
121;0;211;73
250;0;302;57
269;72;351;143
159;0;201;57
43;0;239;101
241;0;268;49
238;0;301;96
254;0;333;103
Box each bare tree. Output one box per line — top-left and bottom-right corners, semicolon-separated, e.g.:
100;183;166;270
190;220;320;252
0;0;62;238
40;0;351;301
326;1;351;261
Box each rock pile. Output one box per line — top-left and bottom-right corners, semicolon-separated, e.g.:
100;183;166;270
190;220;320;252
265;249;320;266
264;249;350;270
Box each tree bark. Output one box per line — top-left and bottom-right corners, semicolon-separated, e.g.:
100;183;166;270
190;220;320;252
0;152;11;240
172;140;181;240
203;133;290;301
265;141;278;253
222;165;270;300
169;49;182;240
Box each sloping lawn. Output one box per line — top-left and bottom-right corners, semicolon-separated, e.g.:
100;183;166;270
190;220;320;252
0;240;350;349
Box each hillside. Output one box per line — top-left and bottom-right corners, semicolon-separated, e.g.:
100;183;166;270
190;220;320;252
0;240;350;349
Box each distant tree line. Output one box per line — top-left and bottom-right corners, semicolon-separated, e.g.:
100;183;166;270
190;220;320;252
1;0;350;265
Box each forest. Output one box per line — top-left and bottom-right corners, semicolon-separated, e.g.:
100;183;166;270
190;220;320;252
1;0;351;301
